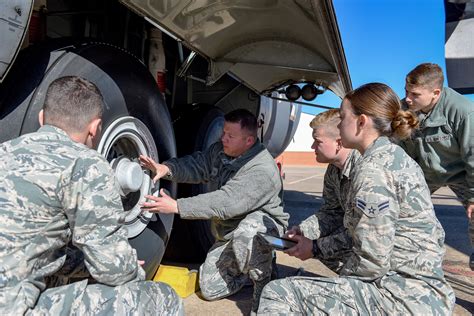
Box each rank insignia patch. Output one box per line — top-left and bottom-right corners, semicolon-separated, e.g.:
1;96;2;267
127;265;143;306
355;197;390;217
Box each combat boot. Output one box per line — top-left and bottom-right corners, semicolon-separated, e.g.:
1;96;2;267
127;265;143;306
249;270;271;314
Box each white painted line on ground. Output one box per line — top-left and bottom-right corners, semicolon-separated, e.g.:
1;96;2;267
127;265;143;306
287;174;323;185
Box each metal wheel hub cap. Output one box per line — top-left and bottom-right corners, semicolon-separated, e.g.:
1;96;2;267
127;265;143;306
114;157;144;195
97;116;159;238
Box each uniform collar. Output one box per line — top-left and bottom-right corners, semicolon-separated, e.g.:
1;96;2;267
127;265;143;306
38;124;72;139
341;149;359;179
363;136;391;158
220;140;265;168
418;88;446;128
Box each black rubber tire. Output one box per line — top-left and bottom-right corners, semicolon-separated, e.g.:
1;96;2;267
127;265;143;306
163;105;224;263
0;41;177;279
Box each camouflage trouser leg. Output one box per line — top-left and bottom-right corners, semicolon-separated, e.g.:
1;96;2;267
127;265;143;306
318;257;344;274
317;250;353;274
45;246;91;288
29;280;184;315
432;184;474;250
316;226;351;274
199;211;284;300
257;276;401;315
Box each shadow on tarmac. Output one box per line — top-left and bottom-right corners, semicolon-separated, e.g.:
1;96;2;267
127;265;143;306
434;204;471;256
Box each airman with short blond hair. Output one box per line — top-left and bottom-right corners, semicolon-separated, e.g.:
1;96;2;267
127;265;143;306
283;109;358;272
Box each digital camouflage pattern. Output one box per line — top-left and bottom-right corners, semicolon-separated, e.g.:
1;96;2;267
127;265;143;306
199;210;283;300
0;125;183;315
258;137;455;315
298;150;359;272
401;87;474;249
31;279;182;315
164;140;287;307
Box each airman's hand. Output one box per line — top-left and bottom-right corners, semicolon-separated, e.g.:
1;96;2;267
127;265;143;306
139;155;170;183
284;235;314;261
284;226;302;239
467;202;474;219
141;189;178;214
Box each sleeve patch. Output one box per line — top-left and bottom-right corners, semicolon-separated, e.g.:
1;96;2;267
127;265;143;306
355;197;390;217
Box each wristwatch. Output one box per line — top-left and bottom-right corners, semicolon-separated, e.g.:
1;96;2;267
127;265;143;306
312;240;320;258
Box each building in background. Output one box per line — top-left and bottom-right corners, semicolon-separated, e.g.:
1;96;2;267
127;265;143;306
278;112;327;166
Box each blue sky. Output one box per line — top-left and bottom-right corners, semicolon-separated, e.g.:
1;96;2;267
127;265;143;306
304;0;472;115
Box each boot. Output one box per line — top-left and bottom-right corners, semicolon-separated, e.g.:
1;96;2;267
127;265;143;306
470;252;474;271
249;270;271;314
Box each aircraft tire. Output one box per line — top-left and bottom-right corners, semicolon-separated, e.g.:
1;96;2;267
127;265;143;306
0;41;176;279
163;104;224;263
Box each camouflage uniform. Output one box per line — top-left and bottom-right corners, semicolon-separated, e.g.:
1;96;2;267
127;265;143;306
164;141;288;300
258;137;455;315
298;150;359;272
0;126;183;315
401;87;474;250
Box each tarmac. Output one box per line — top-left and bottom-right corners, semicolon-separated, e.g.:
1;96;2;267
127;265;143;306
178;165;474;315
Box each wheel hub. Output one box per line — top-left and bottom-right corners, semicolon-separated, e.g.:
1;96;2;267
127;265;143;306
114;157;144;196
97;116;159;238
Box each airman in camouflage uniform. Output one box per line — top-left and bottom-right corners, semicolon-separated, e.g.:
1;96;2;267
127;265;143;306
258;83;455;315
401;63;474;269
0;76;183;315
140;109;289;312
285;109;359;272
